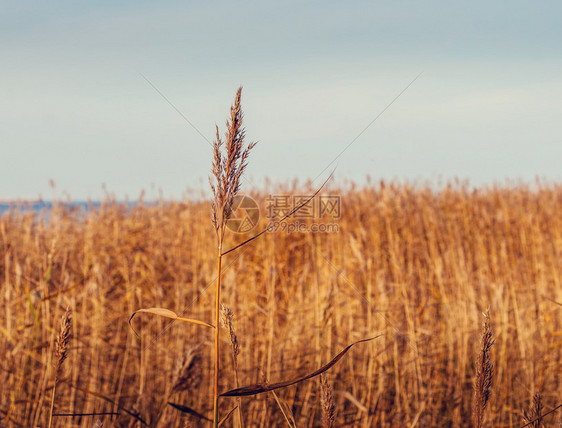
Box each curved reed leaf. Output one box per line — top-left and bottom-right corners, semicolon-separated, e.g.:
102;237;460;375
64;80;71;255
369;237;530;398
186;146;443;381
66;383;148;426
220;335;381;397
168;402;212;422
128;307;215;337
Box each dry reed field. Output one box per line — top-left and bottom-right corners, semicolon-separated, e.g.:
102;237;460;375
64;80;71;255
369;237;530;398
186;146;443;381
1;91;561;427
1;181;562;427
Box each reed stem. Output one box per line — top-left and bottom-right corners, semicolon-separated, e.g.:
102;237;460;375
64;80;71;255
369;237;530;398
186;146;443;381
213;237;224;427
47;383;56;428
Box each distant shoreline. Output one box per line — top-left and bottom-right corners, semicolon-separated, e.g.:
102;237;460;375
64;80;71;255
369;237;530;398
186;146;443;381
0;200;139;216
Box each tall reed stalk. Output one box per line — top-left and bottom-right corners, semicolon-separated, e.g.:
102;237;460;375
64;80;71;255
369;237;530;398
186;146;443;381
48;307;72;428
209;87;255;426
213;241;223;426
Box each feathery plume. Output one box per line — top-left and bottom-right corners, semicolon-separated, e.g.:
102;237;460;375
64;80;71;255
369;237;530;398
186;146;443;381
209;87;256;242
48;307;72;428
472;310;494;428
220;304;240;371
320;374;336;428
55;307;72;381
523;391;544;428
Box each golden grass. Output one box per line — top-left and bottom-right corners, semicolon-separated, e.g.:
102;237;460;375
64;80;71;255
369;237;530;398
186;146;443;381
1;181;562;426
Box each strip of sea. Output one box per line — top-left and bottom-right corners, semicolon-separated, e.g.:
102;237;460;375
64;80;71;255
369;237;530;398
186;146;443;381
0;200;141;218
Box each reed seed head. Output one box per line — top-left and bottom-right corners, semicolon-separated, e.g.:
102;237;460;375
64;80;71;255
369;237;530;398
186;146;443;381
320;374;336;428
220;304;240;369
472;309;494;428
209;87;256;240
55;307;72;381
523;391;544;428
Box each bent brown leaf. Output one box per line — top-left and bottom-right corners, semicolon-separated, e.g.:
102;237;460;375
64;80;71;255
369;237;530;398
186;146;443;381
220;335;381;397
168;402;212;422
65;382;148;426
129;307;215;337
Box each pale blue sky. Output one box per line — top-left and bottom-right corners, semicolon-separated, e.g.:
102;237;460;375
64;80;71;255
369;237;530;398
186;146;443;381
2;1;561;200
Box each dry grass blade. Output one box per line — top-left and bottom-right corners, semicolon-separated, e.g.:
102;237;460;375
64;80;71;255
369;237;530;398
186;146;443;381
339;391;367;413
53;412;119;417
220;336;381;397
168;402;212;422
128;308;215;337
66;382;149;426
472;310;495;428
320;374;336;428
271;390;297;428
217;406;238;427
